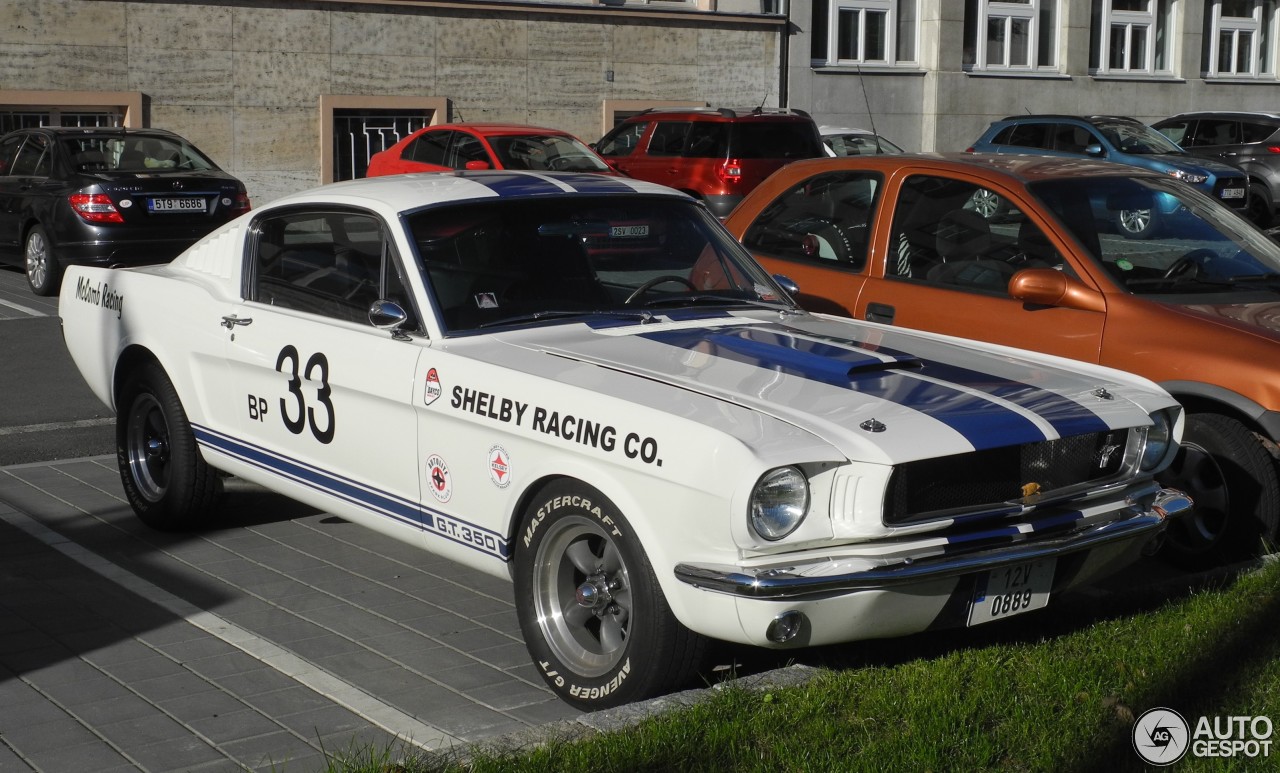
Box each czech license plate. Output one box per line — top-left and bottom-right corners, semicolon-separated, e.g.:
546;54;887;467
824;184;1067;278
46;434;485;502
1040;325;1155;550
968;558;1055;626
610;224;649;238
148;196;206;213
1221;188;1246;200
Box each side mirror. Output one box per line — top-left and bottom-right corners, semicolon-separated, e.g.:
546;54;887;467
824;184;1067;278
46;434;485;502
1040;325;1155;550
464;160;491;171
772;274;800;296
369;299;411;337
1008;268;1105;313
1085;143;1105;157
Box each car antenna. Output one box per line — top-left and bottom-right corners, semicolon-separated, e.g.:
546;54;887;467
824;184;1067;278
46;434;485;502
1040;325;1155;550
755;86;770;114
855;63;884;153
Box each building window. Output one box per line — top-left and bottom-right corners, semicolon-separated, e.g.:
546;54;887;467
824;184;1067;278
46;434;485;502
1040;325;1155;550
1203;0;1276;77
811;0;918;67
1089;0;1175;76
964;0;1060;71
320;96;447;183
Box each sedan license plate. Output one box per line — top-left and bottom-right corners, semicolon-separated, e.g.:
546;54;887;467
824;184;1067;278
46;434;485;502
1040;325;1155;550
148;196;206;213
968;558;1055;626
1221;188;1246;200
610;224;649;238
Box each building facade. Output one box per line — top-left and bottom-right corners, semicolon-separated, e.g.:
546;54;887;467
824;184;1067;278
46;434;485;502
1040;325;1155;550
795;0;1280;153
5;1;1278;204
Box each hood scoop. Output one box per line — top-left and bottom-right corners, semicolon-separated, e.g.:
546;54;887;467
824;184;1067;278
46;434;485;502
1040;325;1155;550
640;327;922;383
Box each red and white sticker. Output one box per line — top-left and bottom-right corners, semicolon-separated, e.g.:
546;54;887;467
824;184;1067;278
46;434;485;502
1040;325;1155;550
488;445;511;488
426;454;452;502
424;368;442;405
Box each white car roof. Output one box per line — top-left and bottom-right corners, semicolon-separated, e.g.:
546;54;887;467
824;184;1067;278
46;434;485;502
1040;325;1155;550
818;126;876;136
263;171;689;215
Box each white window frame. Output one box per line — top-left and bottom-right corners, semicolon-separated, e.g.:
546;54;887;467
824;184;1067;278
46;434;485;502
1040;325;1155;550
1094;0;1172;76
1207;0;1273;77
813;0;918;67
973;1;1051;71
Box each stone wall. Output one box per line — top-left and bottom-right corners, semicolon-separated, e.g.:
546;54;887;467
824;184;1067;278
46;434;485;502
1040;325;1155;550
0;0;780;203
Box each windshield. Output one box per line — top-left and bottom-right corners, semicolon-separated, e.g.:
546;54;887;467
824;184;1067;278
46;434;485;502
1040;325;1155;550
1093;119;1185;155
407;195;792;332
62;135;219;173
487;134;610;173
1028;175;1280;295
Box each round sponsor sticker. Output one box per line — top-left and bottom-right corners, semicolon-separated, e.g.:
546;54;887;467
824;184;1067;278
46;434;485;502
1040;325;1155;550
488;445;511;488
426;454;452;503
1132;707;1190;766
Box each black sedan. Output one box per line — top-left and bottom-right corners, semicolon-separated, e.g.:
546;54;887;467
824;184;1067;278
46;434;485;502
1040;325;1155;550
0;127;250;295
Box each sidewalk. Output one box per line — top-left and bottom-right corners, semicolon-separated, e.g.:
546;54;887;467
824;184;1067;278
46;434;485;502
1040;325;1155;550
0;456;581;772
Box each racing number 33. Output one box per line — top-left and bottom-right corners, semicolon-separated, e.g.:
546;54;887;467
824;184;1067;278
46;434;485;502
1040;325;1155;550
275;345;335;443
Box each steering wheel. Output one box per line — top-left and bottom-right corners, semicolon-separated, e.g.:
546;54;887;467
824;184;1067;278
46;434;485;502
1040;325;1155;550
625;275;698;305
1162;248;1217;279
548;156;575;171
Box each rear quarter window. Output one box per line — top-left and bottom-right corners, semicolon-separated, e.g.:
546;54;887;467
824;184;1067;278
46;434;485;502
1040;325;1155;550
741;170;881;270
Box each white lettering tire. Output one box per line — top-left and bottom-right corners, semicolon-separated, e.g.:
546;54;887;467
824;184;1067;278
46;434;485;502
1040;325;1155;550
515;480;705;709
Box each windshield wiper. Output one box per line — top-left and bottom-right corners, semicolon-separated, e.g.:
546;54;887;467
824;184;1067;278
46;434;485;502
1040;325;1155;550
477;309;654;329
639;294;801;313
1224;272;1280;288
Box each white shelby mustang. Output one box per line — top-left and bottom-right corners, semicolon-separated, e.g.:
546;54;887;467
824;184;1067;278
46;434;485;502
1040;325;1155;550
59;170;1191;709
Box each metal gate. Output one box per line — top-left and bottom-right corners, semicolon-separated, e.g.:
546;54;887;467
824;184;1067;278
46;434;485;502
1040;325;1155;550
332;109;434;181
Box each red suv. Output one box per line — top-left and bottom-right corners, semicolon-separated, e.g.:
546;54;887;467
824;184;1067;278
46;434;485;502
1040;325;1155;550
594;107;824;218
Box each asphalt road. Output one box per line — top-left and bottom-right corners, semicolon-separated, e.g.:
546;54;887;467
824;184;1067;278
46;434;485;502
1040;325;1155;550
0;265;115;466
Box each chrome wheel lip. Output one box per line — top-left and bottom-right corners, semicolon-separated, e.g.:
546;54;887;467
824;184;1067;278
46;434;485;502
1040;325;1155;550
532;515;631;677
125;392;170;503
25;230;48;291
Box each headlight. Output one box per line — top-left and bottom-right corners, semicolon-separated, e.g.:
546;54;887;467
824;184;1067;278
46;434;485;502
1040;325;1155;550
1140;410;1174;471
749;466;810;540
1169;169;1208;185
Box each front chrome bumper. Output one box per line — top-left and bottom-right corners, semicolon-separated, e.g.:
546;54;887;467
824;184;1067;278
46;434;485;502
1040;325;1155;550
675;487;1192;600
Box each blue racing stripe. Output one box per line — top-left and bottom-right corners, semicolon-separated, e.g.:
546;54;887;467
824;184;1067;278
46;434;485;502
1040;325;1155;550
460;172;566;197
638;326;1051;449
192;424;510;561
559;174;647;194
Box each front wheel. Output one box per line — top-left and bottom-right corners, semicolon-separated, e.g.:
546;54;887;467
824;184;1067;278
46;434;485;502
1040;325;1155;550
24;226;61;296
515;481;705;708
1158;413;1280;569
1116;208;1159;239
117;361;220;530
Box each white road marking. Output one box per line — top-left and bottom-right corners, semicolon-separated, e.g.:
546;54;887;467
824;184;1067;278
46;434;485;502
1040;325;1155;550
0;418;115;436
0;297;46;317
0;506;464;752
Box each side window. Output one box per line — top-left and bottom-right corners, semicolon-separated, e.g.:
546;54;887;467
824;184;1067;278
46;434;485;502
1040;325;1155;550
1198;119;1241;147
996;123;1050;149
448;133;488;168
685;123;727;158
1051;124;1093;154
1156;120;1193;146
596;122;646;157
740;170;881;271
10;136;49;176
408;131;450;165
253;210;400;326
1241;121;1279;144
0;135;24;175
647;121;690;157
886;176;1065;295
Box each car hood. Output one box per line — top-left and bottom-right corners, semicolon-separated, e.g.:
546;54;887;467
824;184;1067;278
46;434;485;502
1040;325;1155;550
1140;153;1241;176
501;312;1165;466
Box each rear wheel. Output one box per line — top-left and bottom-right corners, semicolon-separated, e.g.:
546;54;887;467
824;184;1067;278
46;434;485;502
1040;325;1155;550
515;480;705;709
117;362;220;530
24;226;61;296
1158;413;1280;569
1116;208;1159;239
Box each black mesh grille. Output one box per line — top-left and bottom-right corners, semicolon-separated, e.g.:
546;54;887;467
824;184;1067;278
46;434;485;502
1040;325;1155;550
885;430;1131;525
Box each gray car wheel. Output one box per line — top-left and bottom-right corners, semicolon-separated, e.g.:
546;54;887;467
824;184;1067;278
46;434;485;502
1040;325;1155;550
24;226;61;296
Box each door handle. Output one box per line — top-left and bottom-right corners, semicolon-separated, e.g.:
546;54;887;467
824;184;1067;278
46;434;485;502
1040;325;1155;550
221;314;252;329
865;302;895;325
